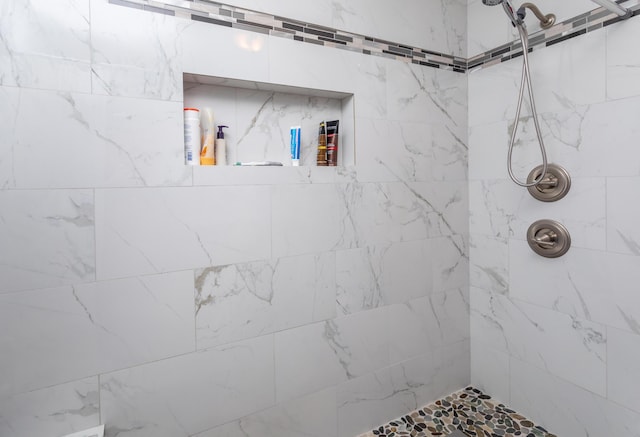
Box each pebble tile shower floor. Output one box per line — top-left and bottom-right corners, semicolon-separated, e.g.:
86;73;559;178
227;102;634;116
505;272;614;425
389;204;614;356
359;387;558;437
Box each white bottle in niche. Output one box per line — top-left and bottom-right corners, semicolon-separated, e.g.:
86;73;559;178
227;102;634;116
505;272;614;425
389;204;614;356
184;108;200;165
215;125;229;165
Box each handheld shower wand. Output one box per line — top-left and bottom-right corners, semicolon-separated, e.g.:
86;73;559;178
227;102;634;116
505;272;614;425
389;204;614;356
482;0;522;26
481;0;556;187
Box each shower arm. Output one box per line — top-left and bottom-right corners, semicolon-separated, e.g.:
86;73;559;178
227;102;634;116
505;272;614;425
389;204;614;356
517;3;556;29
590;0;632;18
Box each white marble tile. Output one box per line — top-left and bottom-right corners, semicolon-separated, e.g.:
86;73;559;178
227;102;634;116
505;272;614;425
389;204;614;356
469;234;508;294
469;177;606;250
0;0;91;62
194;165;313;186
12;89;191;189
388;289;469;364
91;63;181;101
271;184;350;258
336;239;433;315
195;252;336;349
0;189;95;294
510;357;640;437
355;118;432;183
337;342;469;437
275;308;389;403
607;16;640;100
95;186;271;280
387;62;466;131
470;338;510;405
608;177;640;255
410;181;469;238
91;0;181;100
0;271;194;396
510;240;640;334
469;31;606;127
470;288;607;396
100;336;275;437
0;54;91;92
0;377;99;437
432;235;469;292
268;36;355;95
274;322;349;404
337;361;428;437
339;182;431;247
194;387;337;437
608;328;640;414
0;86;19;189
179;19;269;83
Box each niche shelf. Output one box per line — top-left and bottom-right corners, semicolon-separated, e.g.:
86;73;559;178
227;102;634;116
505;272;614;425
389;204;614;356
183;73;355;171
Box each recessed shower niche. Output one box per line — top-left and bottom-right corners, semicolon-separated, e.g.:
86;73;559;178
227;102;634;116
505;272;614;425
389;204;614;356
183;73;355;170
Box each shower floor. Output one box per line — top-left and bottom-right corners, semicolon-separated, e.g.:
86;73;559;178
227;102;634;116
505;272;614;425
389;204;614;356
359;387;557;437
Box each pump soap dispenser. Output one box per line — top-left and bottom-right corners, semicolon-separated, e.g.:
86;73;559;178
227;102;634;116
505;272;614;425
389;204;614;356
215;125;229;166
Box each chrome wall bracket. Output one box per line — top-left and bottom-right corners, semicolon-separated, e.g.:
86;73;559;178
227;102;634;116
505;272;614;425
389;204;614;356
527;163;571;202
527;219;571;258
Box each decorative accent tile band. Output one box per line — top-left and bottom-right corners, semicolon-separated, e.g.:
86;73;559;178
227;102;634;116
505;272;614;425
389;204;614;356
467;2;640;72
111;0;639;73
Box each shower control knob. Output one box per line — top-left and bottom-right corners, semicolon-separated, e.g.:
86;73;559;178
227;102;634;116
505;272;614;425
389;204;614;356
527;220;571;258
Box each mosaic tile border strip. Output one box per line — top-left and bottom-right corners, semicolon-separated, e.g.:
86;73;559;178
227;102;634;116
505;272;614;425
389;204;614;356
468;1;640;72
111;0;639;73
359;386;558;437
109;0;467;73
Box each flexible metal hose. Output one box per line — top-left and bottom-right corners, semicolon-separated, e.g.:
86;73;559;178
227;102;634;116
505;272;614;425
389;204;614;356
507;23;548;187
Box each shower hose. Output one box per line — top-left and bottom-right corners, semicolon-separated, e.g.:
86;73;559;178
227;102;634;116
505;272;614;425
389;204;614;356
507;22;548;187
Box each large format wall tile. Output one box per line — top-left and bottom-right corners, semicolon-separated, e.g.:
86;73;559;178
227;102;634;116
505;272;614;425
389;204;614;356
337;341;470;437
0;271;194;396
100;336;275;437
510;358;640;437
471;288;607;396
195;252;336;349
607;328;640;414
274;309;390;403
91;0;181;101
608;177;640;256
510;241;640;335
194;388;337;437
271;184;350;258
0;377;99;437
0;87;19;189
0;189;95;294
0;0;91;91
607;16;640;100
12;89;190;189
336;240;433;314
179;19;270;84
95;186;271;280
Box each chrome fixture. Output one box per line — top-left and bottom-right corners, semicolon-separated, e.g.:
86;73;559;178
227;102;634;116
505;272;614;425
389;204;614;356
591;0;632;19
526;163;571;202
482;0;558;189
527;220;571;258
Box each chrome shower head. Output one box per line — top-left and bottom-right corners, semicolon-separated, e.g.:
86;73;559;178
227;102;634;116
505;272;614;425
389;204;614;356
482;0;504;5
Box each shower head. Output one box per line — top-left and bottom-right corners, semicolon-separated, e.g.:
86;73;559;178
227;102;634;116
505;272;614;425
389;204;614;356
482;0;522;27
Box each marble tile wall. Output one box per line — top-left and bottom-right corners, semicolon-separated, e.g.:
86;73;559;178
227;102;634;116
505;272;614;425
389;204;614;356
468;8;640;437
0;1;468;437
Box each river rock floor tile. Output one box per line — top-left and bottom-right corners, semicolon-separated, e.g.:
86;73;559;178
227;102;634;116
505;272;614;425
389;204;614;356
359;387;557;437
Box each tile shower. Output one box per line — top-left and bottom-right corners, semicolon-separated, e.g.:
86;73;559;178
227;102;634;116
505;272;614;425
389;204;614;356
0;1;639;437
